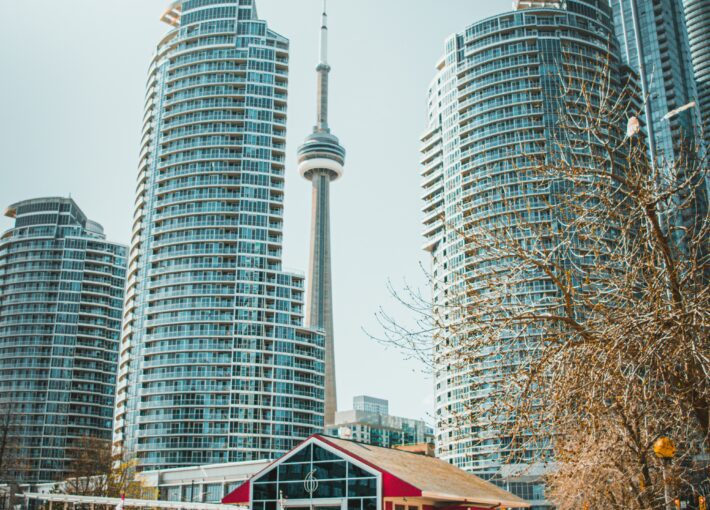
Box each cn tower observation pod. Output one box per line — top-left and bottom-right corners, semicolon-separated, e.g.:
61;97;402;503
297;131;346;181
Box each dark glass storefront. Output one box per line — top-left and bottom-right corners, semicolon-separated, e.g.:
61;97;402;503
250;443;378;510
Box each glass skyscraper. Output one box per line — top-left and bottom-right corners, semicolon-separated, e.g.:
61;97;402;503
611;0;707;265
0;197;127;483
684;0;710;137
610;0;701;162
113;0;326;471
421;1;630;507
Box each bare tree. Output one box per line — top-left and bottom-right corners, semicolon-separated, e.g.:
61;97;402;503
0;403;26;510
376;52;709;509
59;437;157;502
62;437;113;497
0;402;25;484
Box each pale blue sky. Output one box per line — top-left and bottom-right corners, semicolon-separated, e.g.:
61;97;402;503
0;0;510;423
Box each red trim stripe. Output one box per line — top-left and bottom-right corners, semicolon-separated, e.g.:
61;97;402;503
222;480;251;504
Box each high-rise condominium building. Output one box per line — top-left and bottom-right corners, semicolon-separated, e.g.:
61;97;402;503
297;1;346;426
610;0;701;162
0;197;126;483
421;1;629;507
114;0;325;470
684;0;710;135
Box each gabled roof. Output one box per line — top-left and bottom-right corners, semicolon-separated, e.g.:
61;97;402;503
222;435;529;509
319;436;530;508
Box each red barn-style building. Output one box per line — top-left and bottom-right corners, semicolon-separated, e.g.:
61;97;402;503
223;435;529;510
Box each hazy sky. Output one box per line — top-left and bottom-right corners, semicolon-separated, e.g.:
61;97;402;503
0;0;510;423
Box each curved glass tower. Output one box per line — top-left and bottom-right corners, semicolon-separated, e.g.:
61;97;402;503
0;197;126;483
422;1;629;507
297;1;345;426
114;0;326;470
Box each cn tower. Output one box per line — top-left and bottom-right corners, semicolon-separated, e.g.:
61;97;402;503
297;0;345;426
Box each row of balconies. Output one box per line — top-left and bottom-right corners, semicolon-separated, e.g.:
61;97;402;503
155;161;285;183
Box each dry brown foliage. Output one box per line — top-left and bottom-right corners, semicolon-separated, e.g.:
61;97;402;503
58;437;157;504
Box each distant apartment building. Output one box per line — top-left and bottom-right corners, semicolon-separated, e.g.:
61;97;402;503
353;395;389;415
325;397;433;448
0;197;127;483
422;1;632;507
113;0;326;470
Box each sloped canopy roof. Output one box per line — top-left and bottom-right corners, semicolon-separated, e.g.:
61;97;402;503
320;436;529;508
223;435;529;509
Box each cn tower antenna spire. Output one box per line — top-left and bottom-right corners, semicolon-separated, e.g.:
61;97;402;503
316;0;331;132
320;0;328;65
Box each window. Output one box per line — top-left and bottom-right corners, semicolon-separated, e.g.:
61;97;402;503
166;487;180;501
251;443;378;508
205;484;223;502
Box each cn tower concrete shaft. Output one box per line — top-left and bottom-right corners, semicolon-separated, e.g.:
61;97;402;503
307;171;337;424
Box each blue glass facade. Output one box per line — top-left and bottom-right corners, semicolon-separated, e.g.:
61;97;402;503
114;0;326;470
421;1;629;507
611;0;701;160
684;0;710;140
611;0;708;265
0;197;127;483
